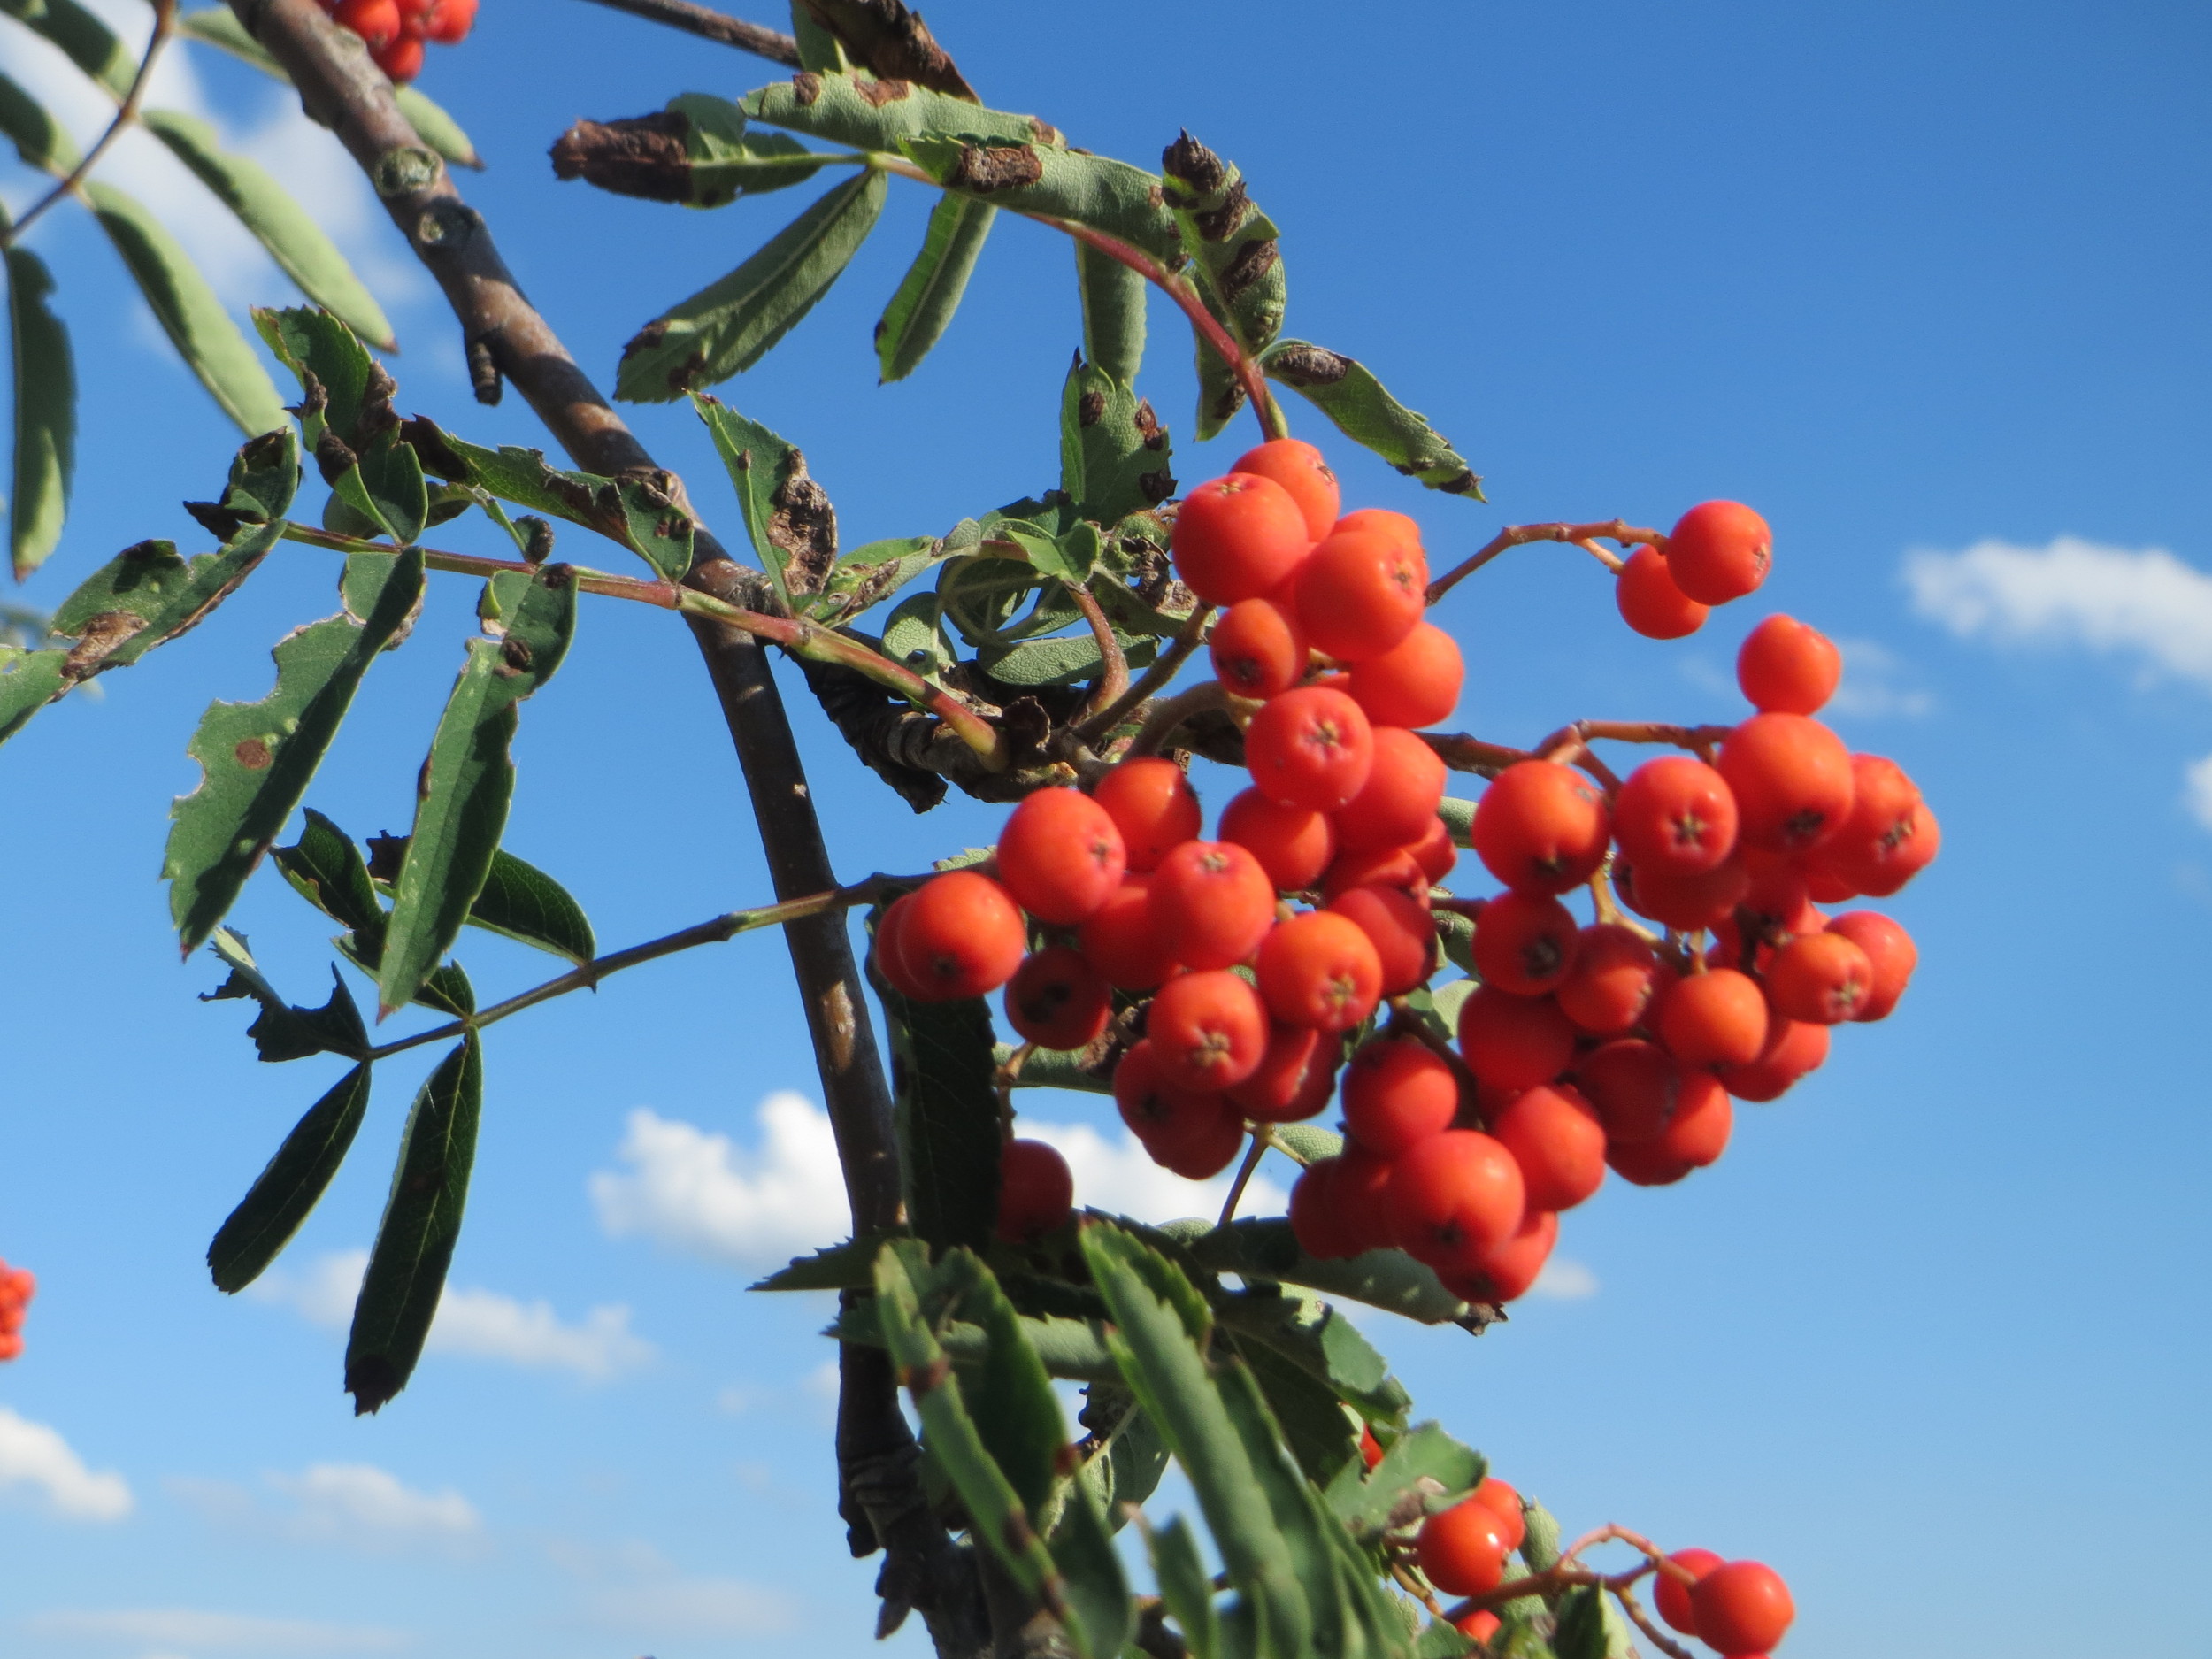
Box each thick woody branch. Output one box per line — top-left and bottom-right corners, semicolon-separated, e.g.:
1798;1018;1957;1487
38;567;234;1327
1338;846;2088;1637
572;0;801;62
222;1;969;1646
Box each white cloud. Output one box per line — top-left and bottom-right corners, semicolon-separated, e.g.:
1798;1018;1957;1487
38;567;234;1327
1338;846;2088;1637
1530;1257;1600;1301
268;1463;479;1542
0;1407;133;1521
1905;536;2212;689
1827;637;1932;718
2187;754;2212;831
548;1538;797;1638
248;1250;652;1381
592;1097;1291;1271
25;1607;402;1653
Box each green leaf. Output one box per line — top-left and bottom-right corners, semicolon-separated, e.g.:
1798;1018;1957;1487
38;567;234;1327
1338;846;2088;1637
1060;357;1174;526
393;86;481;170
140;110;395;350
1330;1421;1482;1539
345;1033;481;1413
1161;139;1286;357
48;518;284;680
879;592;956;682
741;70;1048;154
1192;326;1248;442
1075;240;1145;388
1551;1586;1632;1659
177;7;285;77
695;396;837;608
1415;1622;1478;1659
1190;1218;1486;1330
996;1041;1112;1093
616;169;886;401
1051;1471;1135;1659
7;241;73;580
164;549;425;953
198;426;303;532
749;1231;906;1291
1144;1515;1220;1659
1233;1334;1361;1487
876;192;995;383
1268;1123;1342;1164
866;907;1000;1253
1518;1501;1562;1573
377;566;576;1016
1215;1287;1409;1426
937;550;1079;648
254;304;380;457
451;846;595;963
273;806;383;935
941;1250;1064;1518
663;93;826;205
0;73;81;173
810;532;942;621
895;136;1179;262
84;183;288;436
207;1062;372;1294
1069;1385;1167;1532
978;629;1156;690
200;927;369;1064
832;1300;1120;1382
1260;341;1482;500
0;0;134;97
0;645;65;745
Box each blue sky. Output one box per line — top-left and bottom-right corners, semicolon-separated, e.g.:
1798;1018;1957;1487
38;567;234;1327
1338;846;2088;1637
2;2;2208;1655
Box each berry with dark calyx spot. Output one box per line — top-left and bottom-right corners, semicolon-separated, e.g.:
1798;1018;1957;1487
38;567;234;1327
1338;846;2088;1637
1456;985;1575;1090
1490;1083;1606;1211
1341;1035;1460;1155
1244;685;1375;810
1652;1069;1732;1169
1738;612;1841;714
1256;910;1383;1032
1291;526;1429;662
1613;755;1739;876
1804;754;1939;896
1471;761;1611;895
1148;840;1277;971
1327;884;1437;993
1655;1548;1724;1637
1616;542;1710;639
1555;924;1667;1036
896;872;1028;1000
1114;1041;1242;1177
1003;947;1112;1050
1689;1561;1795;1655
1148;969;1270;1089
1724;1016;1830;1102
1654;967;1770;1068
1171;472;1312;604
1220;787;1337;891
1230;437;1340;541
1079;875;1180;991
1471;889;1579;996
1665;500;1772;604
995;786;1127;922
1347;621;1463;728
1333;727;1448;852
1765;929;1873;1024
1718;713;1855;853
1388;1128;1526;1272
1210;595;1310;700
995;1139;1075;1243
1094;757;1202;873
1828;910;1917;1019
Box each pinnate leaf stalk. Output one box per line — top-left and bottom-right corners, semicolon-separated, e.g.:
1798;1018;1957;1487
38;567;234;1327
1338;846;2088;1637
2;0;178;246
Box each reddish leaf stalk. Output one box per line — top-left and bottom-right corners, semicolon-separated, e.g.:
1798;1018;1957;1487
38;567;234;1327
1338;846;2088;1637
1426;519;1660;605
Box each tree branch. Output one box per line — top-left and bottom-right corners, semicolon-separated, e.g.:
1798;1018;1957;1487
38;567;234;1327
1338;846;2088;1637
571;0;801;63
222;2;973;1646
3;0;176;248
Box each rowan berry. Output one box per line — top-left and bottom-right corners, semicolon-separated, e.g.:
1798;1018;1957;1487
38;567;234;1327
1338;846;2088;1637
1359;1423;1386;1471
1333;727;1448;852
1327;884;1437;993
335;0;401;48
1724;1017;1830;1102
1471;761;1611;895
1766;929;1872;1024
1346;621;1463;728
1003;947;1112;1050
1256;910;1384;1032
1078;876;1180;991
1738;613;1840;714
1604;1133;1694;1187
1471;890;1579;996
1148;1100;1247;1179
425;0;475;42
1229;437;1340;542
896;872;1027;1000
1332;507;1422;550
1655;967;1769;1068
1418;1498;1512;1597
1448;1206;1557;1303
1219;787;1336;892
1210;596;1310;700
1148;841;1276;970
1617;853;1751;930
1718;713;1855;852
1616;543;1709;639
1245;685;1377;812
373;34;424;78
1653;1069;1732;1168
1805;754;1937;896
1734;849;1813;950
1655;1548;1724;1637
1388;1129;1526;1271
1226;1022;1333;1122
1690;1561;1795;1655
1342;1036;1460;1155
0;1333;21;1362
1171;472;1312;605
1613;756;1739;876
1321;843;1429;904
1289;1156;1358;1258
1491;1083;1606;1211
995;1139;1075;1244
995;787;1127;922
1828;910;1916;1020
1666;500;1772;605
1331;1142;1402;1254
1456;985;1575;1090
1409;816;1459;884
1554;924;1666;1036
1573;1039;1681;1143
1115;1042;1241;1177
1148;969;1270;1089
1452;1609;1502;1644
1291;527;1429;663
1471;1479;1526;1550
1094;757;1202;873
872;892;934;1000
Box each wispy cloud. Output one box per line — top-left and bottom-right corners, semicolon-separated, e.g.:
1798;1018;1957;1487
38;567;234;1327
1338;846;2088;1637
1827;638;1932;718
2187;754;2212;833
0;1407;133;1521
174;1463;480;1555
25;1606;403;1653
1530;1257;1600;1301
547;1538;798;1638
249;1251;653;1382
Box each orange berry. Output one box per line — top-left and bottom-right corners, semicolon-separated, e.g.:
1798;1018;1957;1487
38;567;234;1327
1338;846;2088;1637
1616;543;1709;639
1333;727;1448;852
1491;1083;1606;1211
1828;910;1916;1020
1244;685;1376;811
1665;500;1772;604
1332;507;1422;549
1409;816;1458;884
1114;1041;1237;1172
1219;787;1335;892
1653;1069;1732;1169
1171;472;1312;604
1724;1016;1830;1102
1605;1132;1694;1187
1003;947;1111;1050
336;0;401;46
1226;1022;1333;1122
373;33;424;78
425;0;475;42
1148;969;1270;1089
1738;613;1841;714
1291;526;1429;663
1471;890;1579;996
1418;1498;1511;1597
1470;1479;1525;1550
1804;754;1937;896
1321;842;1428;905
1342;1035;1459;1155
1613;755;1739;876
1210;595;1310;700
1765;929;1873;1024
1094;757;1201;873
1690;1561;1794;1655
995;1139;1074;1243
1554;924;1667;1036
1289;1156;1358;1258
1388;1129;1526;1272
1346;621;1463;728
1328;884;1437;993
1256;910;1383;1032
1573;1038;1681;1143
1718;713;1855;852
1617;853;1751;930
1453;1609;1502;1643
1456;986;1575;1090
896;872;1027;1000
871;892;933;1000
1148;841;1276;970
1229;437;1340;541
1446;1205;1556;1302
1655;1548;1724;1637
995;787;1127;922
1654;967;1769;1068
1471;761;1611;895
1078;875;1179;991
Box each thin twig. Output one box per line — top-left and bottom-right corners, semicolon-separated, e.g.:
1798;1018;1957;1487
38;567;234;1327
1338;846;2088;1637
1425;519;1659;605
3;0;177;247
1612;1580;1698;1659
570;0;801;61
1077;603;1211;743
1124;679;1232;759
1216;1125;1273;1227
1064;580;1128;726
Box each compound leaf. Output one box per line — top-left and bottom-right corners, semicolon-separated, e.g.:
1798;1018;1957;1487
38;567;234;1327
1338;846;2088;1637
207;1062;372;1294
0;0;134;97
0;73;80;174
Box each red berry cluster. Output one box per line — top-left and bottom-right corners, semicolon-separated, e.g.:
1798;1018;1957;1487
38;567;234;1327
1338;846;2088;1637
321;0;475;82
1614;499;1771;640
872;445;1933;1279
0;1258;35;1362
1650;1549;1797;1656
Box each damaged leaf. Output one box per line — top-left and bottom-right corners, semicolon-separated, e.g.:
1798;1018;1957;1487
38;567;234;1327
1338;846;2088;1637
1261;339;1484;499
201;927;369;1063
207;1062;373;1294
876;192;995;383
695;397;838;607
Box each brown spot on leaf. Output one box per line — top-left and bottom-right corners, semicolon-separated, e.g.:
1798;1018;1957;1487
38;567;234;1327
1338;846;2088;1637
240;428;290;473
296;372;327;426
1139;467;1176;504
1266;343;1352;387
1078;389;1106;427
548;112;694;203
61;611;147;680
853;75;911;105
233;737;273;770
1437;470;1483;495
1031;116;1063;146
1133;399;1164;449
949;143;1043;192
313;426;357;485
1162;129;1225;194
1194;178;1249;242
539;561;576;591
356;362;401;448
619;318;669;364
1210;381;1249;423
793;71;823;105
397;416;469;481
365;833;407;884
770;451;839;596
667;349;706;395
499;635;535;674
184;501;250;540
1219;235;1279;303
1000;1512;1037;1555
